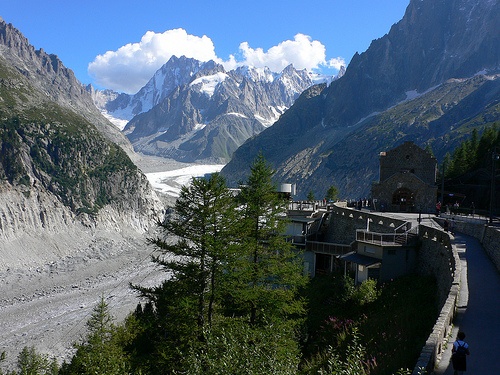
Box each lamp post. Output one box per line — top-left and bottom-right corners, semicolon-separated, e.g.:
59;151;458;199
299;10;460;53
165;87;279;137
440;160;445;206
489;148;500;223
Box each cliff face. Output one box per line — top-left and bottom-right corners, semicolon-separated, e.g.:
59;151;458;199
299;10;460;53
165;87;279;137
322;0;500;127
0;18;163;270
0;17;133;153
221;0;500;198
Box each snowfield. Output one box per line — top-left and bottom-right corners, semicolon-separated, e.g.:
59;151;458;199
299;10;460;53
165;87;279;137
146;164;225;197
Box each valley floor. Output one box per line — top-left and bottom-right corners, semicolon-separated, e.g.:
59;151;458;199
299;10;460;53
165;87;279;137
0;155;226;370
0;231;165;370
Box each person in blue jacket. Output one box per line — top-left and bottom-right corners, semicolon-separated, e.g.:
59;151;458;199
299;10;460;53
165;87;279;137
451;331;470;374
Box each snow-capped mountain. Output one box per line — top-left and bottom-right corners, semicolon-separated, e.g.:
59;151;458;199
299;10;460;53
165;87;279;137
92;56;337;163
90;56;210;128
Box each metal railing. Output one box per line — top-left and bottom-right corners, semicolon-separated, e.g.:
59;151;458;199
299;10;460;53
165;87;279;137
356;223;418;246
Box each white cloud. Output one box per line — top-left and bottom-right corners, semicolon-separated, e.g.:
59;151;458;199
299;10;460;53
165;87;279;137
88;30;345;94
88;29;218;93
225;33;345;73
327;57;346;71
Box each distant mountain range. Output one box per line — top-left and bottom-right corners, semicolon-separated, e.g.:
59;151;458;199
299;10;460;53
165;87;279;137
91;56;341;163
221;0;500;199
2;0;499;204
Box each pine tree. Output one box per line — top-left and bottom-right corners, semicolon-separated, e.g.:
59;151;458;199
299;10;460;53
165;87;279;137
307;190;316;201
232;153;307;326
476;124;499;167
468;128;479;169
60;297;129;375
147;173;239;332
424;143;435;157
15;346;57;375
129;173;240;373
127;161;307;373
325;185;339;202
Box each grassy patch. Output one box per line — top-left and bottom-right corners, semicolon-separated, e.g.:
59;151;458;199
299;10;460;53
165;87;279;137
300;273;438;374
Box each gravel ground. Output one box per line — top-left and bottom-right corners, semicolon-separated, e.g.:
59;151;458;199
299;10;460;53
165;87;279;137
0;155;184;371
0;232;167;370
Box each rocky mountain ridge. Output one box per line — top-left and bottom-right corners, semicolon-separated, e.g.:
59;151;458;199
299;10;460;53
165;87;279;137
0;17;134;154
0;18;163;272
95;56;213;122
221;0;500;198
93;56;338;163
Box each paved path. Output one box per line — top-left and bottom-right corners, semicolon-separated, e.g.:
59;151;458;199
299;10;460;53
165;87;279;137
434;232;500;374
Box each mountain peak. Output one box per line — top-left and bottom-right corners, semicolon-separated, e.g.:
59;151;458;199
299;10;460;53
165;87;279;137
108;58;318;163
234;65;275;83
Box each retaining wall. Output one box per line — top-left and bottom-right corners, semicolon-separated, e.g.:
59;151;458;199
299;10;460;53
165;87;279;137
412;226;460;375
327;207;480;374
413;215;500;374
482;227;500;272
440;214;500;273
328;205;460;375
327;205;408;244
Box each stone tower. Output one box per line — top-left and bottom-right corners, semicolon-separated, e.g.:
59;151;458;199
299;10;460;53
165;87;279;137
371;142;437;213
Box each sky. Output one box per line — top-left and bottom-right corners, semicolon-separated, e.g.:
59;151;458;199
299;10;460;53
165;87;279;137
2;0;410;94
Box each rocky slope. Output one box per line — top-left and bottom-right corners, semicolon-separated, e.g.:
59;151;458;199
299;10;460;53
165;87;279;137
0;18;165;364
221;0;500;198
0;18;134;155
0;17;166;262
0;16;162;223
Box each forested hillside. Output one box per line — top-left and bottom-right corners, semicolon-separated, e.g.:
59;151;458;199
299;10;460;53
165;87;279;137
439;123;500;213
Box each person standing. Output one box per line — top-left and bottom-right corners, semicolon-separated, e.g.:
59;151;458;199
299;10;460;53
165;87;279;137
451;331;470;375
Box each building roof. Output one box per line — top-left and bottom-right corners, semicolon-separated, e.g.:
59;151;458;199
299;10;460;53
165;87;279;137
340;252;381;267
289;217;320;223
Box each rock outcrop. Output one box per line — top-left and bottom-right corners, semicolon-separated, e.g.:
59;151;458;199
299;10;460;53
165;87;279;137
0;18;163;271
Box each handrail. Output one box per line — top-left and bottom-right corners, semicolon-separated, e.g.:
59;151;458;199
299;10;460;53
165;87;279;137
356;230;400;245
394;221;411;233
357;224;418;246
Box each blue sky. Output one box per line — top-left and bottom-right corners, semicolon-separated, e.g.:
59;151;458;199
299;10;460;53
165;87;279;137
2;0;409;93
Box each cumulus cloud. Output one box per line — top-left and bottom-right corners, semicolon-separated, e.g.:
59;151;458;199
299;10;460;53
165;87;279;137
88;29;218;93
327;57;346;71
88;29;345;94
228;33;344;73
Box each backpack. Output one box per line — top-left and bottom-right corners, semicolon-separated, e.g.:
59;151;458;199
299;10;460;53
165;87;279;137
455;342;467;357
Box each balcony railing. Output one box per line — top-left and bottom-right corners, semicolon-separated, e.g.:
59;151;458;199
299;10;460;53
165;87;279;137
356;225;418;246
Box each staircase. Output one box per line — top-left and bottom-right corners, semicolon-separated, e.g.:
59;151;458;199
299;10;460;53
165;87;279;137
394;225;419;245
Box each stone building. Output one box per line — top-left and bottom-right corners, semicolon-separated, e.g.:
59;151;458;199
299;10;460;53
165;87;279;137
371;141;437;213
